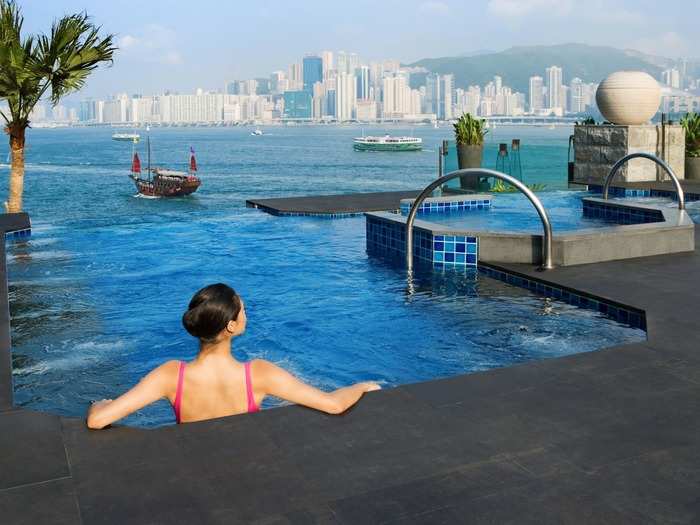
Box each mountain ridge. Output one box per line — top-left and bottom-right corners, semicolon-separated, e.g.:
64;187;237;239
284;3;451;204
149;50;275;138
407;43;696;93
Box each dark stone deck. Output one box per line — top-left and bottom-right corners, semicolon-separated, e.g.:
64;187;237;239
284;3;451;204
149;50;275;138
246;190;420;216
2;211;700;524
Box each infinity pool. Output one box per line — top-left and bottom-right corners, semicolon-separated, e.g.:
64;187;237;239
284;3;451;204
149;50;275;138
5;127;646;427
9;211;646;427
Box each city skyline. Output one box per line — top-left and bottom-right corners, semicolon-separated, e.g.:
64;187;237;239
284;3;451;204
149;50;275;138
28;53;699;126
19;0;700;99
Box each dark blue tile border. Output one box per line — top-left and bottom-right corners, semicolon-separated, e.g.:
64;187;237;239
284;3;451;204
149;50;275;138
4;228;31;241
582;200;663;225
478;263;647;331
588;184;700;202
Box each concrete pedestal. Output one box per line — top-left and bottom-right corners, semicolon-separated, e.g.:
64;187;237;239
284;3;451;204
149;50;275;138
573;124;685;184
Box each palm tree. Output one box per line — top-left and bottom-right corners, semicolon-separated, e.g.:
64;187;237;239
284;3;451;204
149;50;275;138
0;1;115;213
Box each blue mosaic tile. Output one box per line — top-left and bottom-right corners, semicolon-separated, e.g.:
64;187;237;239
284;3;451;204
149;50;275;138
400;197;493;216
367;215;478;268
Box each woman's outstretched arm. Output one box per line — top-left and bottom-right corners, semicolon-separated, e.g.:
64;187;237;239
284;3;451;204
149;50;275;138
86;361;178;429
254;360;380;414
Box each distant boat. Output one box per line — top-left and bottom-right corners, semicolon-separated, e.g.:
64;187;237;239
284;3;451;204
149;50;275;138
112;132;140;143
129;133;201;197
251;129;264;136
353;135;423;152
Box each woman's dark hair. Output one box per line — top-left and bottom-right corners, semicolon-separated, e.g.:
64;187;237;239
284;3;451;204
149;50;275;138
182;283;242;343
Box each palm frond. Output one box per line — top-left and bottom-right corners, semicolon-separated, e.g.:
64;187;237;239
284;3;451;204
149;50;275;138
34;12;115;105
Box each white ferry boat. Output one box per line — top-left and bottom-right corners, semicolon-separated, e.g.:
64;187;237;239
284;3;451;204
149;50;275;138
112;133;140;143
353;135;422;152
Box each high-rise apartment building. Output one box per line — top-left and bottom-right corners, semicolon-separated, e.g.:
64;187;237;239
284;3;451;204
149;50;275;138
545;66;563;112
356;66;371;100
269;71;285;94
383;74;410;117
302;55;323;93
528;76;544;112
425;73;440;116
287;63;303;91
569;77;585;113
662;68;681;89
440;74;454;120
335;72;356;121
321;51;334;77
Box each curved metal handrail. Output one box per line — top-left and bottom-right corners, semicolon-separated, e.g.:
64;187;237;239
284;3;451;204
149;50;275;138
406;168;554;272
602;152;685;210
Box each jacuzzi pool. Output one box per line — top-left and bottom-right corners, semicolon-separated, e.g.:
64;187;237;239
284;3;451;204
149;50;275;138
414;190;638;233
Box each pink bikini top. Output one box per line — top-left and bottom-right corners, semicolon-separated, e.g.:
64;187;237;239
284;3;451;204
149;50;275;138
172;361;259;424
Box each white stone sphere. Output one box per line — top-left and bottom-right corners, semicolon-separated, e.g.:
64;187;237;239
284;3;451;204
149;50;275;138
595;71;661;125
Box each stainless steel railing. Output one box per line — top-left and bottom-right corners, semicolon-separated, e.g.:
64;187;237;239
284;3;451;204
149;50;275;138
602;152;685;210
405;168;554;272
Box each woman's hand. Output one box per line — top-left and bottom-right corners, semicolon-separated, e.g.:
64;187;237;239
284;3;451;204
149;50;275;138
359;382;382;392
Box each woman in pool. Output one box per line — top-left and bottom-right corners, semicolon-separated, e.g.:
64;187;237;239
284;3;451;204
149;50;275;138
86;283;380;429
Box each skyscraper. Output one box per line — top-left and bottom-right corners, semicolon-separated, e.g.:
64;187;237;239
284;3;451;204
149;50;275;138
545;66;563;112
383;74;410;117
335;72;356;121
569;77;585;113
662;68;681;89
321;50;334;77
494;75;503;94
440;74;454;120
288;63;303;91
356;66;371;100
529;76;544;112
336;51;348;75
302;55;323;93
425;73;441;116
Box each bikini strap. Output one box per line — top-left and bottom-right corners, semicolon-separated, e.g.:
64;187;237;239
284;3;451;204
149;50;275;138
173;361;186;423
244;361;258;413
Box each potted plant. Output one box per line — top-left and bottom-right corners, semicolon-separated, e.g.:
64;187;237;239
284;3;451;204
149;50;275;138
453;112;487;190
680;112;700;180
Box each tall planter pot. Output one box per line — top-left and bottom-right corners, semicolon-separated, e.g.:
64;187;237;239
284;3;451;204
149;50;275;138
686;157;700;180
456;143;483;191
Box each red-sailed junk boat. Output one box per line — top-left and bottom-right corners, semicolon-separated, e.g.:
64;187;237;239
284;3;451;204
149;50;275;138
129;134;201;197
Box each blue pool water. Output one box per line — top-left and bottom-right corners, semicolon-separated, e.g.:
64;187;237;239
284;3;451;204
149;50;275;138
2;126;646;427
420;190;610;233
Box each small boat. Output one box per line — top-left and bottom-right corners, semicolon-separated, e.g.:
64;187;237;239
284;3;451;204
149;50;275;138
129;134;201;197
112;132;140;143
251;129;264;136
353;135;422;152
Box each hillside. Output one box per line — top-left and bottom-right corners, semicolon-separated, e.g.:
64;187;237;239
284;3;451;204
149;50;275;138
408;43;668;92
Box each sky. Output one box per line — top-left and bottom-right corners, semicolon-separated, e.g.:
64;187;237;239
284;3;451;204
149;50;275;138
20;0;699;99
